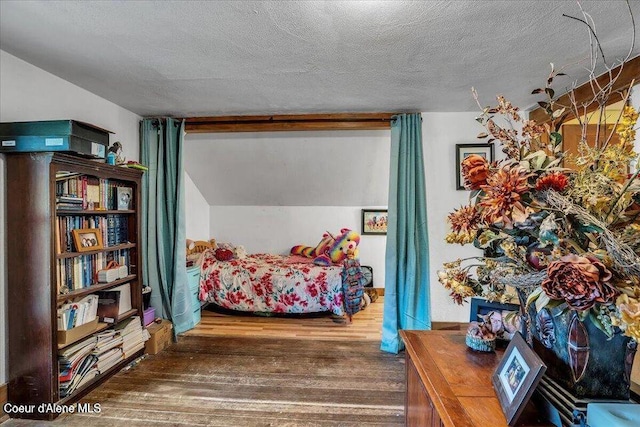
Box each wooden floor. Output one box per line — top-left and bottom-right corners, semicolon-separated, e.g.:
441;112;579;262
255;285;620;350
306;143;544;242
186;296;385;341
3;298;404;426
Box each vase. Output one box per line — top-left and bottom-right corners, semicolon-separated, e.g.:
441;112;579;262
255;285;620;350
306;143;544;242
518;291;637;400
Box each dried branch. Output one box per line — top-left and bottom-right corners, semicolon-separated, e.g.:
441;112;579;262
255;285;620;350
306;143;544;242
562;13;607;65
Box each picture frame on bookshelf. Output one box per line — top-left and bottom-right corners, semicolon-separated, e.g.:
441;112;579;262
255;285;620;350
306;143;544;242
72;228;104;252
117;187;133;210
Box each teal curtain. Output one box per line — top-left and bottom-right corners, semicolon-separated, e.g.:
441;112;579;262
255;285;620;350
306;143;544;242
140;118;193;336
381;113;431;354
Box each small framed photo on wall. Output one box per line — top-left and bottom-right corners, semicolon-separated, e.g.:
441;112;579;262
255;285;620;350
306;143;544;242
362;209;388;235
456;143;494;190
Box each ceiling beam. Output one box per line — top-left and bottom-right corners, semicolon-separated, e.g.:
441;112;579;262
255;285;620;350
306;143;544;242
529;55;640;124
184;113;396;133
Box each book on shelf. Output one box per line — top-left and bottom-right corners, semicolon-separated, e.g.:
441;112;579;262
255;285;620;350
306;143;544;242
59;354;99;398
56;215;130;254
55;174;134;211
57;294;99;331
95;348;124;373
93;334;123;354
96;283;132;323
57;249;130;294
57;316;148;398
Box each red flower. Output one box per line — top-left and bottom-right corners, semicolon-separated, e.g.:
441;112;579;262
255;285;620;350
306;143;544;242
226;291;246;305
306;283;319;298
251;283;265;297
279;293;301;307
536;172;569;192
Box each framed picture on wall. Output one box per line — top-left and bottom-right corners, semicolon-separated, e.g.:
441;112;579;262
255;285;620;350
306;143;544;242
362;209;388;235
456;143;494;190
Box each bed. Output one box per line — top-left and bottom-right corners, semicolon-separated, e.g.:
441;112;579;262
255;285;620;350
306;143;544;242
197;251;347;316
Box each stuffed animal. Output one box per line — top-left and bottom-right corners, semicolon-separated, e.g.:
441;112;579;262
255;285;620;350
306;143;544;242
217;242;234;251
291;233;334;258
313;228;360;266
234;245;247;259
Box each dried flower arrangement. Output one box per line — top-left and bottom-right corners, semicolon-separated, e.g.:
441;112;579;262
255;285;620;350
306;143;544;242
438;2;640;341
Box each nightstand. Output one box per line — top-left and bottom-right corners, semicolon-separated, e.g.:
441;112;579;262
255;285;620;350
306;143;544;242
187;266;201;326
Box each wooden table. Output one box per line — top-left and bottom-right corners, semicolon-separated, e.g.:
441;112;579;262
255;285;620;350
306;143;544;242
400;330;550;427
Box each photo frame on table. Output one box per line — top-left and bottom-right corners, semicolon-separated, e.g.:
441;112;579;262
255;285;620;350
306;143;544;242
72;228;104;253
492;332;546;426
456;143;494;190
361;209;388;235
469;297;520;322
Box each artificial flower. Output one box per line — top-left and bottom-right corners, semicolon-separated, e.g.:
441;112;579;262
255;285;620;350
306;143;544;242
440;58;640;342
461;154;490;190
437;268;481;305
536;172;569;192
541;254;617;311
445;205;481;244
479;164;530;226
616;293;640;342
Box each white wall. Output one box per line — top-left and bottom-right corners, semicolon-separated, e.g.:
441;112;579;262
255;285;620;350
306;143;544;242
185;171;210;240
423;112;486;323
210;206;387;288
0;50;141;385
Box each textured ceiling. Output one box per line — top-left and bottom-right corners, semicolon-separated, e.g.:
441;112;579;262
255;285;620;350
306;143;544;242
1;1;638;117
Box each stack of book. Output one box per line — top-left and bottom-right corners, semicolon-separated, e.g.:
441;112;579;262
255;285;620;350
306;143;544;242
56;195;83;211
116;316;149;359
93;329;124;374
58;336;99;398
56;174;131;211
58;317;149;398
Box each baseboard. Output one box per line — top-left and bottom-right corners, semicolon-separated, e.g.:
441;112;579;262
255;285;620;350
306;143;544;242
0;382;8;422
431;321;466;331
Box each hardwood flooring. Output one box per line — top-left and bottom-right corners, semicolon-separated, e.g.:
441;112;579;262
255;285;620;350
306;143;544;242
186;296;385;341
2;298;405;426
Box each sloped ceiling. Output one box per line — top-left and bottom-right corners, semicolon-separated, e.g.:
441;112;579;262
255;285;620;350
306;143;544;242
1;1;638;117
184;130;391;206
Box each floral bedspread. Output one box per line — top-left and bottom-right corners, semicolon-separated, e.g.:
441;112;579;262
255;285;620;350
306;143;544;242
198;252;345;315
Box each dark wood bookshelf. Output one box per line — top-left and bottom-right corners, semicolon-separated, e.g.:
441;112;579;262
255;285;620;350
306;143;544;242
57;275;137;302
56;209;136;215
5;152;144;420
56;242;136;259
